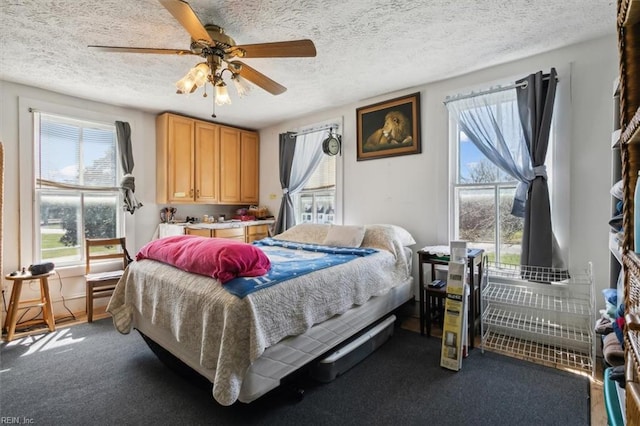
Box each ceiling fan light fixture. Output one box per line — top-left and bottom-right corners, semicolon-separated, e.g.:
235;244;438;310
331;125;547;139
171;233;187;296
192;62;210;87
176;62;211;94
231;73;252;97
215;81;232;105
175;73;196;94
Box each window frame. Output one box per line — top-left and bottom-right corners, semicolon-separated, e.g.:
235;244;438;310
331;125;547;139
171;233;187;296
451;181;522;262
448;95;525;264
18;97;129;273
35;190;124;266
296;187;337;224
33;112;123;267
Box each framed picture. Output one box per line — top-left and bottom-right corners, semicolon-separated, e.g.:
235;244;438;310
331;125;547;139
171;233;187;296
356;92;421;161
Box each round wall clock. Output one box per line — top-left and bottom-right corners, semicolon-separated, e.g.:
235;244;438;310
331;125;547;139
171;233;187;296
322;133;341;156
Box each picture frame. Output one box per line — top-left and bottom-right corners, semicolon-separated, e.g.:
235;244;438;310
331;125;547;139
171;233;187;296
356;92;421;161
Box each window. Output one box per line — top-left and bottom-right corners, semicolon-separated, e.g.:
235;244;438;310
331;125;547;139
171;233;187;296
450;94;524;264
296;153;336;224
33;112;123;265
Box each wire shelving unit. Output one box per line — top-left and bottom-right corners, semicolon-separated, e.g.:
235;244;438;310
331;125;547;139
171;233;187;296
481;261;595;375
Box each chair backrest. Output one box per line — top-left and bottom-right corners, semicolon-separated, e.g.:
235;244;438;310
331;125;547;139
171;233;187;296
85;237;129;275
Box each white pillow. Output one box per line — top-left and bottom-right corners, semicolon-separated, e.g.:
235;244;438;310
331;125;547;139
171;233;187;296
273;223;330;244
366;224;416;246
361;225;398;255
387;224;416;246
322;225;366;248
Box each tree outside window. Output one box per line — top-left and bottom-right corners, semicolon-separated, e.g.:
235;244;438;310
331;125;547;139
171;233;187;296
454;131;523;264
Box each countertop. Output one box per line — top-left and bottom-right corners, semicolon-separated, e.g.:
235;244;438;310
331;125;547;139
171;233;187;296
162;219;274;230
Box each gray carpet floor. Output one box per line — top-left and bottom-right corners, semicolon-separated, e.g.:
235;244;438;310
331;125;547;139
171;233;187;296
0;318;590;426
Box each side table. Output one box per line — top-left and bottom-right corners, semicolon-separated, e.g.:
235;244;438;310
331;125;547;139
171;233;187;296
418;248;484;349
3;271;56;341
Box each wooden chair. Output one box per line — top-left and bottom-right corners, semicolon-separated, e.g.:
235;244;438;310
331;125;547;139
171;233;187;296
85;237;129;322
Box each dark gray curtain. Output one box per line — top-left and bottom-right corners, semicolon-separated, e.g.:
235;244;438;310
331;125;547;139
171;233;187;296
516;68;566;271
273;132;297;235
115;121;143;214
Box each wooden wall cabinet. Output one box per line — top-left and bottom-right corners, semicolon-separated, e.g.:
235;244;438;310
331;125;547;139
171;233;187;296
156;113;195;204
194;121;220;203
157;113;259;205
240;131;260;204
219;126;259;204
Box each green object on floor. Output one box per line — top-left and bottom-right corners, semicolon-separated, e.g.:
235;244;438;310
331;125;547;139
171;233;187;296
604;367;624;426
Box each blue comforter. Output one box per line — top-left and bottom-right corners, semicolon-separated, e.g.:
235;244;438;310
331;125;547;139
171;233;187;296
223;238;377;298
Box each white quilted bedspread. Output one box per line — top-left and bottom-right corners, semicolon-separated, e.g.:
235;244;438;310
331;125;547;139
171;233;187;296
107;237;410;406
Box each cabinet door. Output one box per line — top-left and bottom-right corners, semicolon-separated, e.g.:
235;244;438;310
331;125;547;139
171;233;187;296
246;224;268;243
214;227;245;241
240;131;259;204
167;115;195;203
219;126;242;203
195;122;220;203
185;228;212;237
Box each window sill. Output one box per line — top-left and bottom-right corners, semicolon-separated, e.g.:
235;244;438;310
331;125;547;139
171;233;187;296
51;261;124;279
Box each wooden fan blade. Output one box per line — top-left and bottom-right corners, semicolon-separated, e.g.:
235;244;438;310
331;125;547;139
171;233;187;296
159;0;212;44
233;39;316;58
88;45;194;55
230;61;287;95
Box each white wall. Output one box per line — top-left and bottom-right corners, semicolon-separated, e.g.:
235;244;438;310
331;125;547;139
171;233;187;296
259;35;619;302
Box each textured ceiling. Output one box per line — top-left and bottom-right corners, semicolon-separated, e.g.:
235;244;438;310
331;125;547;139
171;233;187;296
0;0;616;129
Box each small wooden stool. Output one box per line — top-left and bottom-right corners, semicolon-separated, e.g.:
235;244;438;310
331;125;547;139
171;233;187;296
3;271;56;341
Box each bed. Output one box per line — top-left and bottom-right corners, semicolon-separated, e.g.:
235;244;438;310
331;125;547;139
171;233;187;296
106;223;415;406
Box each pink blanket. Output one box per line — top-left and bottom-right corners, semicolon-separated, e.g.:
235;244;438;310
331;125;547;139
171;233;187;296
136;235;271;283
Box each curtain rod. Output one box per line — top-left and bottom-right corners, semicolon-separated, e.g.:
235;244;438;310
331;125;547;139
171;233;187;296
444;74;558;104
290;123;339;138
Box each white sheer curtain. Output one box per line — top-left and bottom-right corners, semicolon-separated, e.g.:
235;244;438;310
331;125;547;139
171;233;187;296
288;130;325;199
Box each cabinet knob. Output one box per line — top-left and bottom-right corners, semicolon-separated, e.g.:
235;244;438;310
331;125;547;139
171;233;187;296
190;189;194;197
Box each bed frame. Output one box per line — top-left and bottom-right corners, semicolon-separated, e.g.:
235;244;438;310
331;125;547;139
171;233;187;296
131;276;413;403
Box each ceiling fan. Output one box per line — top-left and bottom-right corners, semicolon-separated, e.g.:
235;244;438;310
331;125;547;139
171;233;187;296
88;0;316;116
